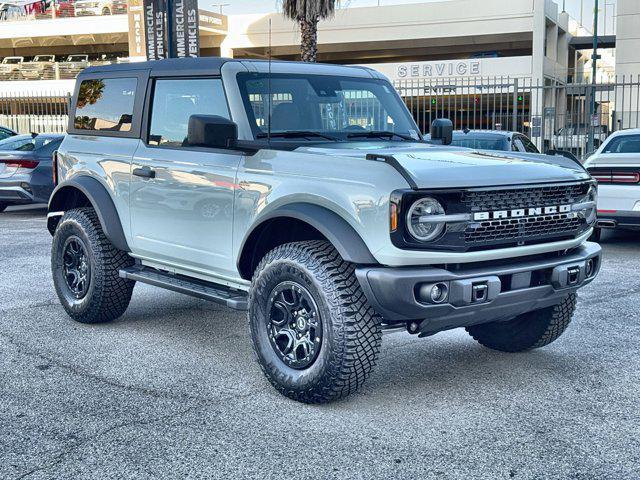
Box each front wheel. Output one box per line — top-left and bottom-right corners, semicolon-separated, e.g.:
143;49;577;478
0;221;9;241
466;294;577;352
249;241;382;404
0;202;8;213
51;207;135;323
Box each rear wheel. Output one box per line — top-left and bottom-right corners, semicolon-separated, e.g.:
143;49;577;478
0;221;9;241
466;294;577;352
0;202;8;213
51;207;135;323
249;241;382;404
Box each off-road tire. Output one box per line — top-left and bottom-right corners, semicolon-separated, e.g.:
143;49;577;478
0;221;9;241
466;294;577;352
249;241;382;404
51;207;135;323
0;202;8;213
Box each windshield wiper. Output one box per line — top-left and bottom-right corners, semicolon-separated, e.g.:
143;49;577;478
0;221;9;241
256;131;338;141
347;131;418;141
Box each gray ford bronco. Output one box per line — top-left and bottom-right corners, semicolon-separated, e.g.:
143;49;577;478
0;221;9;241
48;57;601;403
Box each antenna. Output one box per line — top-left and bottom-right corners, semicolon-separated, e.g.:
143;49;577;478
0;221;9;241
267;18;272;144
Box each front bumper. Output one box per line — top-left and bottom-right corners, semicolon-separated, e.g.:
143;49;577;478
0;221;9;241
356;242;601;335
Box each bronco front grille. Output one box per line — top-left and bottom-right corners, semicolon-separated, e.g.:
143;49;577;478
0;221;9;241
461;183;589;213
464;213;582;244
391;181;595;252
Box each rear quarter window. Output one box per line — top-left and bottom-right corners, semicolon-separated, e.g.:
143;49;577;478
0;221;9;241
74;77;137;132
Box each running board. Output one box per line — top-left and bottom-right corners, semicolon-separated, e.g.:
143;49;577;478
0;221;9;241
119;266;248;310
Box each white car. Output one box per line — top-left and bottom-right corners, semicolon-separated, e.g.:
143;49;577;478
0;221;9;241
585;128;640;239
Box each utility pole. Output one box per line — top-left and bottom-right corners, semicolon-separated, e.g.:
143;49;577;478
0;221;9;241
587;0;600;154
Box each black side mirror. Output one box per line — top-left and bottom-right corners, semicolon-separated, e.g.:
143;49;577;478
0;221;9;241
187;115;238;149
546;149;580;164
430;118;453;146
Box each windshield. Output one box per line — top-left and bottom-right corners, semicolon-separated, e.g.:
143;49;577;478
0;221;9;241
237;73;420;141
4;58;21;64
67;56;87;62
450;136;508;151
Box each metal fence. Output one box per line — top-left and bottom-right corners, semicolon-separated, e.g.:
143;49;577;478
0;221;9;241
1;75;639;157
0;91;70;134
394;75;640;159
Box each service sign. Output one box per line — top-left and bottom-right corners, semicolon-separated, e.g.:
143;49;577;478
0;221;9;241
143;0;167;60
170;0;200;58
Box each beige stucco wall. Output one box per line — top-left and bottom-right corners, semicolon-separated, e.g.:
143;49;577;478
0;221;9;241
615;0;640;128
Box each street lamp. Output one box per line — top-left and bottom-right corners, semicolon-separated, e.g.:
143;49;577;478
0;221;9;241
211;3;230;14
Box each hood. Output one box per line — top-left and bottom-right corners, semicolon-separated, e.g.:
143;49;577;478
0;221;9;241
296;142;590;189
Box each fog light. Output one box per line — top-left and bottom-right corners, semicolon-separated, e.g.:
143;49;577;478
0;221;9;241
20;182;32;193
429;283;445;303
586;259;595;278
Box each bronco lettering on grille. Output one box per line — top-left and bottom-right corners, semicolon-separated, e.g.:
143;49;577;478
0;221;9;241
473;205;572;221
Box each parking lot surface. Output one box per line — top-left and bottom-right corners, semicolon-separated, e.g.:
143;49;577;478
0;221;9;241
1;205;639;480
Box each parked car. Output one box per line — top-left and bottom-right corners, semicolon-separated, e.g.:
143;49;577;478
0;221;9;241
0;133;64;212
584;128;640;240
20;55;56;80
75;0;125;16
426;129;541;153
58;54;90;79
37;0;75;18
0;126;17;141
0;56;24;80
48;58;600;404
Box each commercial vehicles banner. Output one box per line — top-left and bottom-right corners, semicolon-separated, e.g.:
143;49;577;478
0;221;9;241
169;0;200;58
143;0;167;60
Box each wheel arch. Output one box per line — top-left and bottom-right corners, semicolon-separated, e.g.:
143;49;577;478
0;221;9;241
237;203;378;280
47;176;130;252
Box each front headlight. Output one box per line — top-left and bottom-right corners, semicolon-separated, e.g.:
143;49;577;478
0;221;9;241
406;197;446;242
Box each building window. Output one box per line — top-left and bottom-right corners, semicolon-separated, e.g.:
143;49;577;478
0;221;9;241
148;78;230;147
74;78;137;132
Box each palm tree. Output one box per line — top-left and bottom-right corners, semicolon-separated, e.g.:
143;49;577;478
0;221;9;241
282;0;338;62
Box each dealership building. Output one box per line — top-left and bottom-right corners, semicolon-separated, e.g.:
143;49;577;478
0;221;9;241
0;0;636;152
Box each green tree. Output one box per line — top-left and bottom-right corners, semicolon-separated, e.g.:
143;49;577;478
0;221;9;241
282;0;338;62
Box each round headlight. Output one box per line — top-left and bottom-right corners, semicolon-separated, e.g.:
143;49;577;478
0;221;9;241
406;197;446;242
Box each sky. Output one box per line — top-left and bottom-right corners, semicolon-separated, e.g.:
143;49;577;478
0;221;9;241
202;0;446;15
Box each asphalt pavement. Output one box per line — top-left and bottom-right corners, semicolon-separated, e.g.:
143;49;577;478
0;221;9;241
1;205;639;479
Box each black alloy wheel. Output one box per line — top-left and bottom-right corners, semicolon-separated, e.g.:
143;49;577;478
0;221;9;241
62;236;91;299
266;281;322;369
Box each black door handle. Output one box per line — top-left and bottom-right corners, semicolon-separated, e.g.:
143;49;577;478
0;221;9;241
133;166;156;179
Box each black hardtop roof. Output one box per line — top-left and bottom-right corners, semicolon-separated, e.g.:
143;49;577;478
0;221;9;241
79;56;359;78
80;57;231;76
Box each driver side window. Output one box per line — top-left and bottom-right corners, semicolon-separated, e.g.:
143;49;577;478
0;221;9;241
148;78;230;147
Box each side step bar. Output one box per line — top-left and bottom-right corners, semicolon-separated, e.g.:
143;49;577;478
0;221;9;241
119;265;248;310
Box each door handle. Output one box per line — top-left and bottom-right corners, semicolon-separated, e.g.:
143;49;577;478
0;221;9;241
133;166;156;179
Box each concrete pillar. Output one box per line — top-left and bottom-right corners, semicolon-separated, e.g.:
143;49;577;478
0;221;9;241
615;0;640;129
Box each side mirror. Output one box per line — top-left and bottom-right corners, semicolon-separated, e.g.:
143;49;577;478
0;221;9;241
187;115;238;149
430;118;453;146
546;149;582;166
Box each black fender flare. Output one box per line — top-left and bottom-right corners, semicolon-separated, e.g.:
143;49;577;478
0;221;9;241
237;203;378;274
47;176;130;252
